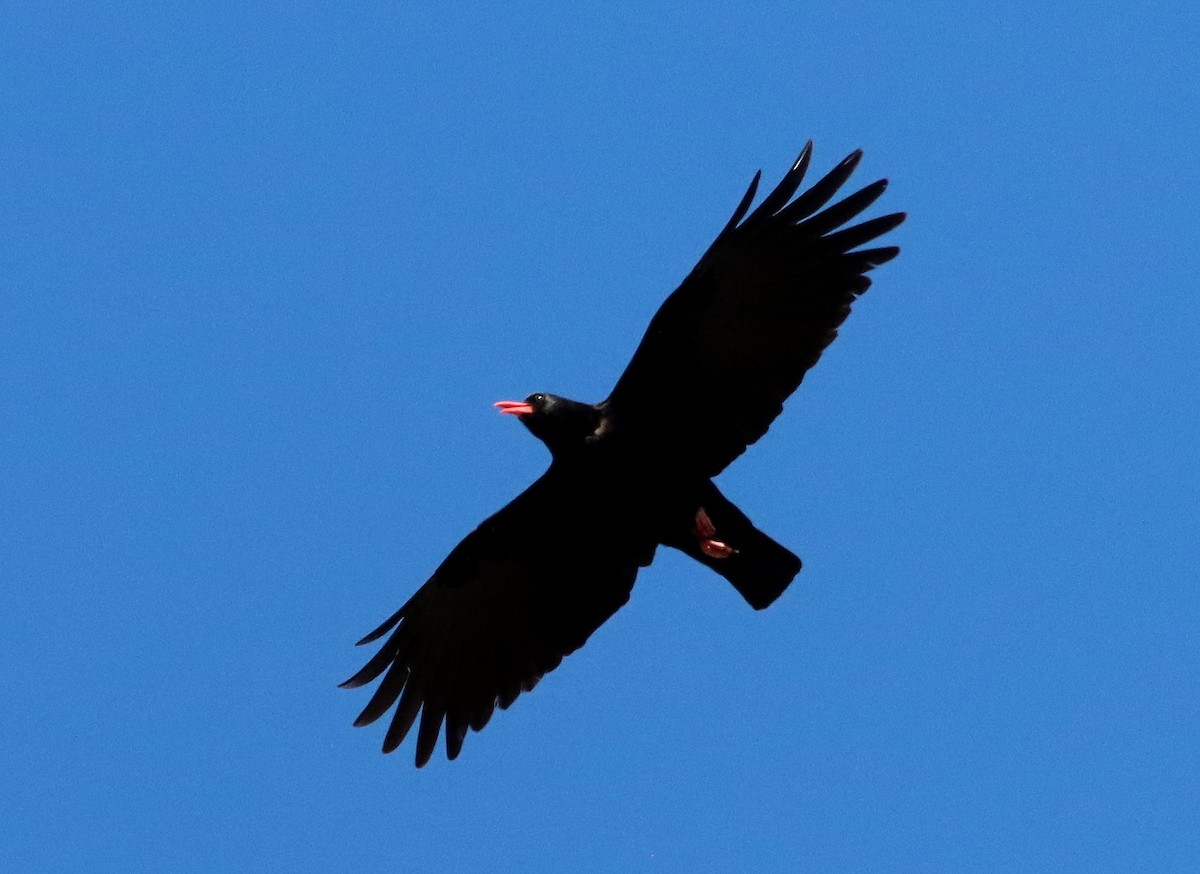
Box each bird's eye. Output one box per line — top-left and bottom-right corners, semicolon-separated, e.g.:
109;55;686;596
531;393;545;404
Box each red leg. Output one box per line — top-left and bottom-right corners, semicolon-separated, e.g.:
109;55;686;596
693;506;736;559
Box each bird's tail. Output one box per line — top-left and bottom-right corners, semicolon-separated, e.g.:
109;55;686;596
667;483;801;610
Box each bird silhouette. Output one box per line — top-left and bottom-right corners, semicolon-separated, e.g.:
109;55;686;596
342;143;905;766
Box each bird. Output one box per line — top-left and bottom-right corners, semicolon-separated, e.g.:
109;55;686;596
341;142;905;767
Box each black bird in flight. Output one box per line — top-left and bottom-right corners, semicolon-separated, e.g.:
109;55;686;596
342;143;905;766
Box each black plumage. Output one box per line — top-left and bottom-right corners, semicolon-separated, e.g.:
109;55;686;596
342;143;905;766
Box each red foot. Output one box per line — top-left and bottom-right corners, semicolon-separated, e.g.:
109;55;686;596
693;506;736;559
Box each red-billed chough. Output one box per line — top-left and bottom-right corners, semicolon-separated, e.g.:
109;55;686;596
342;143;905;766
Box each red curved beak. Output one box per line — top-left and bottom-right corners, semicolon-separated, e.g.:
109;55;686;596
494;400;535;417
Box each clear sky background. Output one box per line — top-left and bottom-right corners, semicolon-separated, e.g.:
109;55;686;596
4;3;1198;872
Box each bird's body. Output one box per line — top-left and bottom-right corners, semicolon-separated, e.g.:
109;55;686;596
343;143;905;766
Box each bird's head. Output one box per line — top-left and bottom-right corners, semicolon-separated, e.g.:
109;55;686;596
494;392;600;455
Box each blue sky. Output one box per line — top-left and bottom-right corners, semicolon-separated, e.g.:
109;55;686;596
4;2;1198;871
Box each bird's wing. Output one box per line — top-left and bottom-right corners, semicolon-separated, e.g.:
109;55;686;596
602;143;905;476
340;467;641;767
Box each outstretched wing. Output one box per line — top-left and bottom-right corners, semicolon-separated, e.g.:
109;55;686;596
602;143;905;476
341;467;641;767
